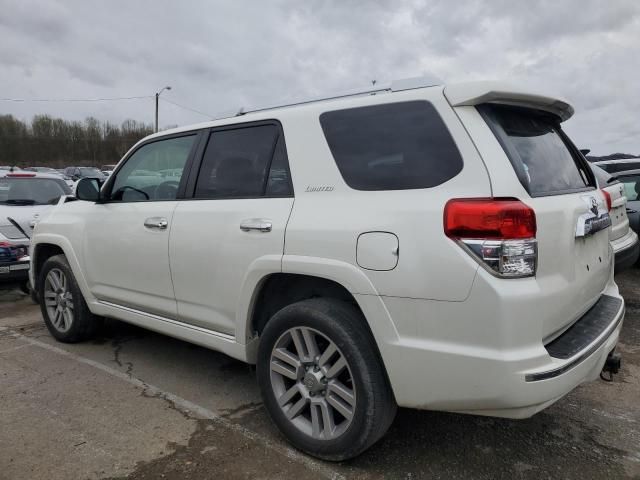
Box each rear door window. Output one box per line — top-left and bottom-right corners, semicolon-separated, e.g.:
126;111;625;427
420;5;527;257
320;101;463;191
194;124;293;199
479;104;594;196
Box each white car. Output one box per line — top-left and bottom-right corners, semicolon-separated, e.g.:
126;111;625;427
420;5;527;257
593;157;640;174
30;79;624;460
591;164;639;270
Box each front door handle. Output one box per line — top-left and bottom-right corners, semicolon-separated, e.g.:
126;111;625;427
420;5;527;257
144;217;168;230
240;218;272;232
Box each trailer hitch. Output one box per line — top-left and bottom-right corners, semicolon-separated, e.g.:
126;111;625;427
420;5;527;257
600;350;621;382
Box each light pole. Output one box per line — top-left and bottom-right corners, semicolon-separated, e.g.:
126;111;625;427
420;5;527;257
155;86;172;132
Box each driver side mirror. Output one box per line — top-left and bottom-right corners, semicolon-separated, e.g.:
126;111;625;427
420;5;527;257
75;177;101;202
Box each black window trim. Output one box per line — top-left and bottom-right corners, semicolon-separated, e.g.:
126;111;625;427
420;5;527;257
182;118;294;201
478;104;596;198
99;129;204;204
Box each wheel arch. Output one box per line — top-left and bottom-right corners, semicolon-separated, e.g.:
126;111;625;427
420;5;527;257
240;256;400;373
31;235;94;304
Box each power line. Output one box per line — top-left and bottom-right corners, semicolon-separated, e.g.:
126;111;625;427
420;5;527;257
160;97;212;119
0;95;153;103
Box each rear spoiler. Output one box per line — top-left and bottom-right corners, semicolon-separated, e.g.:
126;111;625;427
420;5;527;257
444;81;574;121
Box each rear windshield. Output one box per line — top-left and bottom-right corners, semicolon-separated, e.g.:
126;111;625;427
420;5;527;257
480;105;593;196
0;178;71;205
320;101;463;191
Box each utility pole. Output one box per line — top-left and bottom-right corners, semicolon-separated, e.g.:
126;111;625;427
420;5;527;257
155;86;172;132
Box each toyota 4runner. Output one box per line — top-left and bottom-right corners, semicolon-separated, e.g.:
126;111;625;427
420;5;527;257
30;78;625;460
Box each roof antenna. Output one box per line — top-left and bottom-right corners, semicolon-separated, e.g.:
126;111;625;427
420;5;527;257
235;107;245;117
371;80;377;86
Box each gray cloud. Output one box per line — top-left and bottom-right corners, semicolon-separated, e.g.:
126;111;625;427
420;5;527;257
0;0;638;154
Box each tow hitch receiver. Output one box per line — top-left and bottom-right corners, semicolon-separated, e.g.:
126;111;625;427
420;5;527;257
601;350;622;382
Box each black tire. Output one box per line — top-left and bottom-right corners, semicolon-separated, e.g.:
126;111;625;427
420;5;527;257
38;254;101;343
257;298;396;461
30;283;39;304
19;280;30;295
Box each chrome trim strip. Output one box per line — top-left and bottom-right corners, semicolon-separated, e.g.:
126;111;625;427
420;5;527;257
525;304;624;382
98;301;236;342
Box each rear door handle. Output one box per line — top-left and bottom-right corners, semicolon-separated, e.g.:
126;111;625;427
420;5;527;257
144;217;169;230
240;218;272;232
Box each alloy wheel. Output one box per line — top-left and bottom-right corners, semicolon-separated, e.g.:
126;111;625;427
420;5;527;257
43;268;74;333
269;327;356;440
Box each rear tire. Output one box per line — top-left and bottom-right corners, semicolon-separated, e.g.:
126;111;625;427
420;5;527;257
257;298;396;461
38;254;101;343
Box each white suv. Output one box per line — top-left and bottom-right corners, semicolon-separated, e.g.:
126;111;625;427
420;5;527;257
30;79;625;460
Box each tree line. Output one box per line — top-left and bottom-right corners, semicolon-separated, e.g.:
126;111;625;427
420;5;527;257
0;114;154;168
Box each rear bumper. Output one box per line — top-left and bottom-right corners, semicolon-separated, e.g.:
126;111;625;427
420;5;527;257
373;274;624;419
0;260;30;284
613;231;639;271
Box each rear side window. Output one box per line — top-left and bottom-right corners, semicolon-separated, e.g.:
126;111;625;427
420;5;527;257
194;124;293;199
320;101;463;191
480;104;593;196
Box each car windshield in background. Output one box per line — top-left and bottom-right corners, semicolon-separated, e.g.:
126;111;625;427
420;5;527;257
0;178;71;205
480;104;592;196
79;167;103;177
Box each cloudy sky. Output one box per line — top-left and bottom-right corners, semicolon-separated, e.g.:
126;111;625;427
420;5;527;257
1;0;638;154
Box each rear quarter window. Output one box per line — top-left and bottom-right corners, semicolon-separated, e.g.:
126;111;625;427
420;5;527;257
479;104;594;197
320;101;463;191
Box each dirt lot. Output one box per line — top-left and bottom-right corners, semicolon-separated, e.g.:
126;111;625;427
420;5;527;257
1;270;638;480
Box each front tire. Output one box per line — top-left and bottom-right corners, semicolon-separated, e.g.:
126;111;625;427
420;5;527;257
257;298;396;461
38;254;101;343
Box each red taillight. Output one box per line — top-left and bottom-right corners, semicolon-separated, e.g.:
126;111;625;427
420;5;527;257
601;189;612;212
6;172;36;177
444;198;537;240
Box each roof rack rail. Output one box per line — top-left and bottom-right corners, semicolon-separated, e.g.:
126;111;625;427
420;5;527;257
228;74;442;119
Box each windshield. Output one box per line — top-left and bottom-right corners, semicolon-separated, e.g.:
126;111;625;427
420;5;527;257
480;104;594;196
79;167;103;177
0;178;71;205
